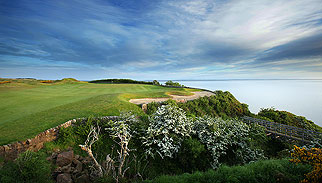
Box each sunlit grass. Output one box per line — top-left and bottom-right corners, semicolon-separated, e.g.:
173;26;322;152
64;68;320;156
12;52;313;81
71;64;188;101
166;91;194;96
0;81;192;145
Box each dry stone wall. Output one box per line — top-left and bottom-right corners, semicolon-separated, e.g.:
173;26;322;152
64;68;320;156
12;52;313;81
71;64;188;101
0;116;118;161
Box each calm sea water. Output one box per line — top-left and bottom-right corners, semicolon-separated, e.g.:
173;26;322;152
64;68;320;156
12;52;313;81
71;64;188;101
163;80;322;127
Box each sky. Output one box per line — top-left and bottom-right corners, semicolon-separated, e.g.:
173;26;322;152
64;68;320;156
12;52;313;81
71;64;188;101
0;0;322;80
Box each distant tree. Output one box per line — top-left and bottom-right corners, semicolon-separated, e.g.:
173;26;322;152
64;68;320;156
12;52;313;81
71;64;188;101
89;79;153;85
165;80;184;87
152;80;160;85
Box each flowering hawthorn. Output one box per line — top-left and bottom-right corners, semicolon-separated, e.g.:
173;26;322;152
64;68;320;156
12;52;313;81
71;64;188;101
142;104;193;158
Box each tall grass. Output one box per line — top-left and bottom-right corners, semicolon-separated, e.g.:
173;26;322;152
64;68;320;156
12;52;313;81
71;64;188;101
142;159;311;183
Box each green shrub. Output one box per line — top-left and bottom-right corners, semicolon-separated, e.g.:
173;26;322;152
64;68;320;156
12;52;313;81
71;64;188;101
89;79;153;85
164;81;184;87
143;104;266;171
142;104;193;159
257;108;322;132
54;117;110;158
177;137;211;172
145;91;251;119
193;117;265;168
142;159;311;183
153;80;160;85
0;151;53;183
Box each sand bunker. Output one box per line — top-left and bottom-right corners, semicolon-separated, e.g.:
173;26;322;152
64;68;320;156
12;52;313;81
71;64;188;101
129;91;214;105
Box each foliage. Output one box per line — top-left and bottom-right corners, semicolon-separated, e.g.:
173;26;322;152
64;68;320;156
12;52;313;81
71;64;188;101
152;80;160;85
307;134;322;149
0;151;53;183
290;145;322;183
57;117;96;147
164;81;184;87
143;104;265;169
58;78;80;83
142;105;192;159
248;123;268;147
193;117;265;168
40;80;54;83
78;113;140;182
47;104;308;182
0;81;11;84
145;90;251;119
176;137;211;172
258;108;322;132
55;117;113;157
0;78;38;86
142;159;311;183
89;79;153;85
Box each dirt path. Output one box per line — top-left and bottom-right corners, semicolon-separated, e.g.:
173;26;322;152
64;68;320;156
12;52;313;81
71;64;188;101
129;91;215;105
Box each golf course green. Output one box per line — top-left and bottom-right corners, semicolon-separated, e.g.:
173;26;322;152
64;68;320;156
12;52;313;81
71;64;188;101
0;78;194;145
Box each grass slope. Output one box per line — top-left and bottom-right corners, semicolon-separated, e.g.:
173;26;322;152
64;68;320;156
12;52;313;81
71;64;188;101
0;80;190;145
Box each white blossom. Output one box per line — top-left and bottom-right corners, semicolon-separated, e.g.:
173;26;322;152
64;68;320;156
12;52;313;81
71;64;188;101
142;104;193;158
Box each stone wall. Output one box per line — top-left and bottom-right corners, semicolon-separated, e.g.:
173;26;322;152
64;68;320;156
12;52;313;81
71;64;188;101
0;116;118;161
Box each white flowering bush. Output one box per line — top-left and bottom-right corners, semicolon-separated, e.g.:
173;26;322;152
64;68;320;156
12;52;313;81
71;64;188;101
307;134;322;149
142;104;265;168
193;117;265;168
106;112;138;139
142;104;193;158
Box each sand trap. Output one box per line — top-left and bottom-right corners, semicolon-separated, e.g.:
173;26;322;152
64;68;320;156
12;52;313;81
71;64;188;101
129;91;215;105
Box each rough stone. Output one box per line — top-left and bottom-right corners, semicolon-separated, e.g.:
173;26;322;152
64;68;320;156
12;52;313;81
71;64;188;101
142;104;148;112
75;174;90;183
57;173;73;183
3;145;9;152
16;142;24;152
0;146;4;154
75;155;80;160
56;151;74;167
61;164;72;173
51;152;58;159
54;167;63;174
46;156;51;161
26;139;32;145
73;159;83;173
81;157;91;164
78;156;83;161
35;142;44;150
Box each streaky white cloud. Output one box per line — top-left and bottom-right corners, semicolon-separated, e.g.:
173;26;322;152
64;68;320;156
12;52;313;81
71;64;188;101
1;0;322;79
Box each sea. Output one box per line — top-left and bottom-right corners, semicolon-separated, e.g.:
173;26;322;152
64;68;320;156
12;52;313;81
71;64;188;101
161;79;322;127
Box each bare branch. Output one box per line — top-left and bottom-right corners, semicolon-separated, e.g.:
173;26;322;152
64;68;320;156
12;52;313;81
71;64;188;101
79;124;104;177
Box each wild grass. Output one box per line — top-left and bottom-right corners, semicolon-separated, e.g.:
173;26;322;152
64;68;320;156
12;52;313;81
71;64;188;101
142;159;311;183
0;80;191;145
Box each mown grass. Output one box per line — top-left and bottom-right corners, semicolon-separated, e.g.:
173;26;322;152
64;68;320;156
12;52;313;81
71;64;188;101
164;88;202;96
166;91;194;96
0;80;191;145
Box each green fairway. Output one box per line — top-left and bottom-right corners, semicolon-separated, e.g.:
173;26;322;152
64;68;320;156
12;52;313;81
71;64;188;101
0;80;192;145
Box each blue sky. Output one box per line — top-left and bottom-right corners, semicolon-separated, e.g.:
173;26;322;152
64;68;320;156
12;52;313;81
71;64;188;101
1;0;322;80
